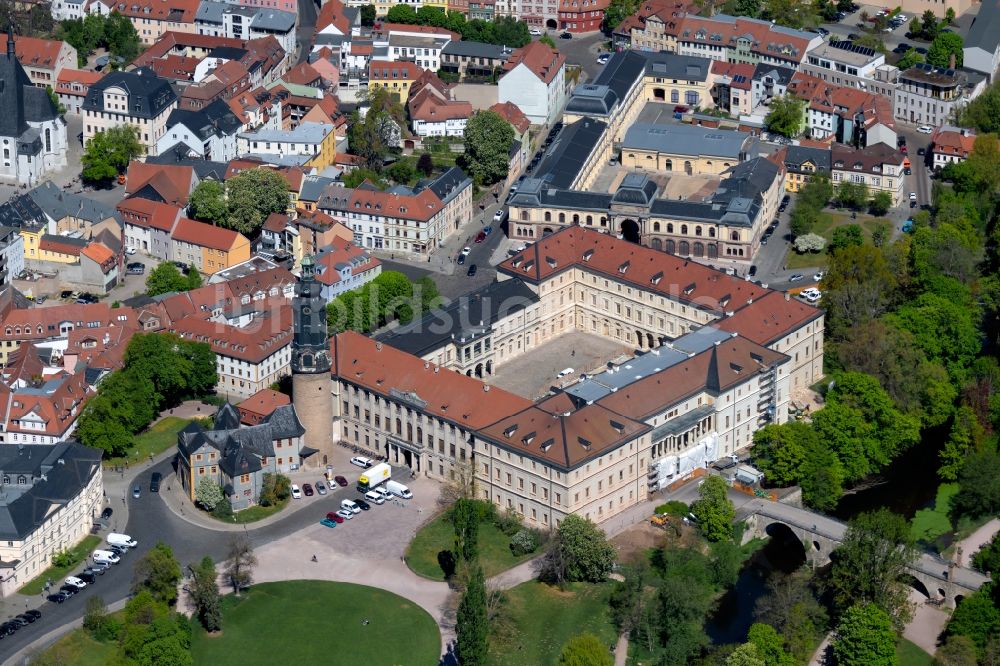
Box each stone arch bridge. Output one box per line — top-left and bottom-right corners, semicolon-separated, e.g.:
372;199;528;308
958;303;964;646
740;498;988;609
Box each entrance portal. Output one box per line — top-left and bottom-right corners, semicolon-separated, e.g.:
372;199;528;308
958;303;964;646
621;219;640;244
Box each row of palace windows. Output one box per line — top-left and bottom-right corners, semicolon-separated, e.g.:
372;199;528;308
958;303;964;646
650;238;720;259
519;214;744;243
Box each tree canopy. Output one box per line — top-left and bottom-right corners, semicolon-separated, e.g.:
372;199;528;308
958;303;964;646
81;126;143;182
224;168;289;237
463;111;516;187
927;32;964;68
690;476;735;542
765;95;805;138
145;261;202;297
188;179;227;225
832;603;898;666
542;515;616;583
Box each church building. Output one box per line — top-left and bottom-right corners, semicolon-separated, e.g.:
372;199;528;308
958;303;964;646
0;31;68;187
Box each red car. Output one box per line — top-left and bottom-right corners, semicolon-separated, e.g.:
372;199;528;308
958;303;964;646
900;144;908;155
334;476;348;487
303;483;314;497
474;230;487;243
326;511;344;524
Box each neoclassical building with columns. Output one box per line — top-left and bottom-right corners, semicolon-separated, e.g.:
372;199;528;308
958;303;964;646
336;227;823;527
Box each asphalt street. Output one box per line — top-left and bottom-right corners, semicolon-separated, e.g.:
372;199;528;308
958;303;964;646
0;461;392;662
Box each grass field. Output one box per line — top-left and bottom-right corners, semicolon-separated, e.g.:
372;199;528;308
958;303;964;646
19;535;102;595
405;512;538;581
104;416;196;467
488;581;616;666
32;628;118;666
191;581;440;664
785;211;892;270
898;638;934;665
217;497;289;524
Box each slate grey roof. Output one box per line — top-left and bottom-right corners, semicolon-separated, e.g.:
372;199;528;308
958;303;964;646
0;36;35;139
0;195;47;230
28;181;122;227
262;404;306;438
533;118;607;190
508;177;613;211
565;84;618;117
644;52;712;82
196;0;226;24
24;87;59;125
784;145;831;172
299;175;338;202
612;173;659;206
215;402;241;431
164;98;242;141
752;63;796;85
0;443;102;541
83;68;177;120
377;280;540;357
250;9;296;31
208;46;247;61
17;128;42;156
966;0;1000;55
592;50;649;101
442;40;511;59
422;167;472;206
622;123;753;159
145;150;229;180
177;402;304;471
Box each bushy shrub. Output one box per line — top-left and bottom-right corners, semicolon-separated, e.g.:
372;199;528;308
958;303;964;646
655;501;689;517
52;549;77;568
212;500;233;521
493;507;523;536
510;529;540;556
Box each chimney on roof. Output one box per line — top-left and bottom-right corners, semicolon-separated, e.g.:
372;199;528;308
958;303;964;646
375;341;382;351
785;291;790;301
483;384;490;392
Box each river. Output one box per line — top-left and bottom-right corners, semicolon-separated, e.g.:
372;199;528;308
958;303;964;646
706;433;943;644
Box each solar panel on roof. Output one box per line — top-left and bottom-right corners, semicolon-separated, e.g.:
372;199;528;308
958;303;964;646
733;74;747;83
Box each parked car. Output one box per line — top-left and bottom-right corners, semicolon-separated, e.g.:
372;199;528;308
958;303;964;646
493;208;507;223
559;31;572;38
789;274;804;282
474;231;486;243
78;572;97;585
460;246;471;256
149;472;161;493
131;483;141;499
900;144;908;154
457;253;466;265
85;565;108;576
334;475;348;487
917;125;933;133
814;271;825;281
303;483;314;497
467;264;478;277
326;511;344;524
16;612;38;625
335;509;354;520
320;517;337;528
126;262;145;275
355;498;371;511
350;456;373;468
341;499;361;514
76;293;98;304
374;487;392;501
24;610;41;622
917;147;926;156
483;226;493;236
101;507;113;521
291;484;302;499
748;265;758;277
909;191;917;200
597;53;610;64
530;27;542;35
33;295;47;304
59;585;78;597
47;592;71;603
364;490;386;505
316;480;327;495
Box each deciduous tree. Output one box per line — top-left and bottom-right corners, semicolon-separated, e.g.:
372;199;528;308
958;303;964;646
542;515;616;583
830;509;917;625
225;168;288;237
131;542;182;605
764;95;805;137
870;191;893;216
188;179;227;224
81;126;142;182
832;603;898;666
690;475;735;542
224;535;257;594
928;32;963;68
188;556;222;632
464;110;515;186
195;478;224;511
145;261;191;297
937;634;979;666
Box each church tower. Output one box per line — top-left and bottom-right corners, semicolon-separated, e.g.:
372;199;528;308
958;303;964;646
291;255;333;467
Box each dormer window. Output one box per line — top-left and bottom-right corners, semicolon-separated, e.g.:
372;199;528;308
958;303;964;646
582;249;594;262
618;261;630;274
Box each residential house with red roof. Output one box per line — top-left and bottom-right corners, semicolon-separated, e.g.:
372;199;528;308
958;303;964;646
124;162;197;206
407;72;473;138
313;237;382;301
0;302;135;365
558;0;610;33
55;69;104;115
171;218;251;275
675;15;822;68
489;101;531;182
831;143;906;205
930;126;980;170
368;59;425;100
80;242;120;294
613;0;695;51
109;0;201;45
237;388;290;425
710;61;755;117
117;199;182;260
1;33;78;89
315;0;354;37
788;71;897;147
498;42;567;125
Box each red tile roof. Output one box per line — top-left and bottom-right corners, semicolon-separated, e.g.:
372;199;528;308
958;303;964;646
238;388;291;424
676;16;814;62
81;242;116;269
151;54;199;81
108;0;200;24
314;238;380;286
331;332;533;430
116;199;182;233
39;236;84;257
169;304;293;364
1;33;68;69
346;184;443;222
124;162;195;206
369;60;424;81
316;0;351;34
55;68;104;97
503;41;565;85
172;218;246;252
931;128;978;159
710;60;755;90
715;290;823;346
498;226;769;315
408;87;473;123
489;101;530;134
284;62;323;87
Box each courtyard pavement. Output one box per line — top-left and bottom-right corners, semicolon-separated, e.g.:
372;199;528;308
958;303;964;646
487;330;630;400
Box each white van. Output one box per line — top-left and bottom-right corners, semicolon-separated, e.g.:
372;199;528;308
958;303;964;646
107;533;138;549
364;490;385;505
93;550;120;565
341;499;361;514
385;480;413;499
350;456;374;468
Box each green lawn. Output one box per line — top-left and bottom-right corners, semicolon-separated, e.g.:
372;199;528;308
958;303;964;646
405;512;538;581
192;581;440;665
898;638;934;665
104;416;196;467
785;211;892;270
19;535;102;595
32;627;117;666
488;581;616;666
209;497;290;525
